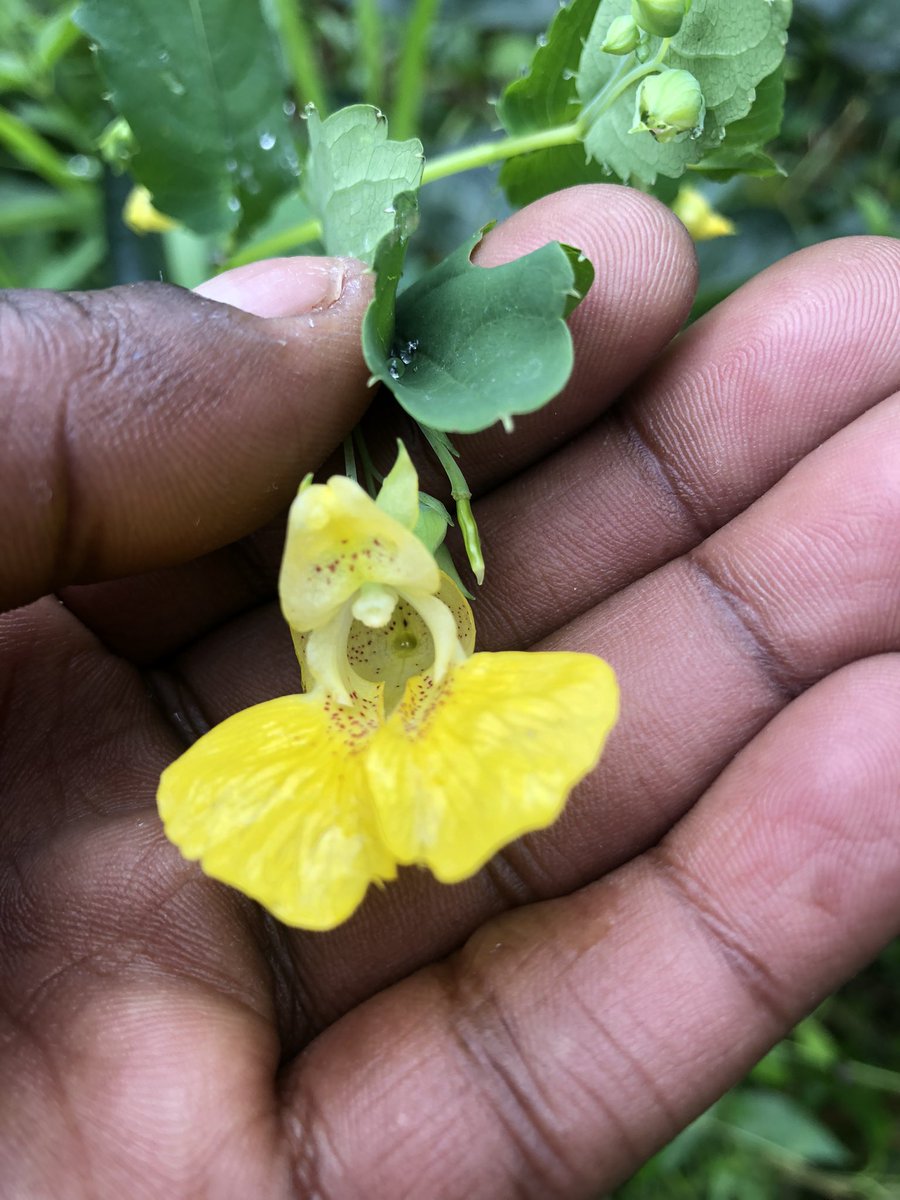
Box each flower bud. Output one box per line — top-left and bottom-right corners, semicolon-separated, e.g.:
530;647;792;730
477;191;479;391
630;69;705;143
631;0;691;39
601;15;641;55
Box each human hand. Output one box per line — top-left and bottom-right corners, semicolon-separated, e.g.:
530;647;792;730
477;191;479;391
2;187;899;1198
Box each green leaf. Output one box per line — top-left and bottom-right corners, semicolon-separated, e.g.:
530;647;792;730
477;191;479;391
577;0;792;188
497;0;606;207
306;107;425;401
74;0;298;236
719;1089;851;1168
305;104;423;262
690;66;786;180
365;228;588;435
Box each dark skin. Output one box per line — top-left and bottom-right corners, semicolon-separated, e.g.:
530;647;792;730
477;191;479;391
2;185;899;1199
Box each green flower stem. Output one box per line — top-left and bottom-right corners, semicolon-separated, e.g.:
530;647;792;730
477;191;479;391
421;121;584;185
221;44;671;274
223;216;322;268
578;37;671;131
269;0;329;113
343;435;359;483
353;427;382;496
421;426;485;584
221;121;585;269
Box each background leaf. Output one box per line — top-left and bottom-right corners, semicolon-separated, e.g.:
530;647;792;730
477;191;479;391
577;0;792;188
718;1089;852;1167
691;66;787;180
75;0;299;235
364;229;586;434
496;0;605;207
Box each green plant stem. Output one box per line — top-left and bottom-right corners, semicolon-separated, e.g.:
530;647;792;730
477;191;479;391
269;0;328;113
420;121;584;183
221;47;665;272
343;436;358;483
353;428;381;496
0;105;89;191
392;0;441;140
355;0;384;109
221;120;584;268
223;216;322;267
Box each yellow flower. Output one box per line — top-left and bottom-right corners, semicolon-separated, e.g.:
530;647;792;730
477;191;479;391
158;446;619;930
122;185;179;235
671;185;736;241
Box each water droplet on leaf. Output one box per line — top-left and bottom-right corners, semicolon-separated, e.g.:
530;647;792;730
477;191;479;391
162;71;186;96
387;357;405;381
67;154;95;179
227;196;242;213
258;131;276;150
398;338;419;366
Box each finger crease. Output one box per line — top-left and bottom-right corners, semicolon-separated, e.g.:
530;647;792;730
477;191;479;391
617;409;713;543
440;964;576;1198
685;552;805;702
649;844;793;1030
142;663;214;747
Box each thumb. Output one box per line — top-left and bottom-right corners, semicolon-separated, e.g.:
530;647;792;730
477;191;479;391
0;256;372;613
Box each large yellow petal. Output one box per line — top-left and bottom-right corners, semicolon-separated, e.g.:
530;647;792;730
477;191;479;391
367;651;619;882
158;694;395;930
279;475;439;632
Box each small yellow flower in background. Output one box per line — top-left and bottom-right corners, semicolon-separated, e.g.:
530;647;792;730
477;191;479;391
672;185;736;241
158;445;619;930
123;185;180;235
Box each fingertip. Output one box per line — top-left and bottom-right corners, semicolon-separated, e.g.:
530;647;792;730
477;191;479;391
194;255;370;320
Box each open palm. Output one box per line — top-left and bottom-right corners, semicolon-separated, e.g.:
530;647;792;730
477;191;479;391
2;187;899;1199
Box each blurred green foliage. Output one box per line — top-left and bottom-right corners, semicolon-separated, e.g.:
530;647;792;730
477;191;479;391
1;2;898;1195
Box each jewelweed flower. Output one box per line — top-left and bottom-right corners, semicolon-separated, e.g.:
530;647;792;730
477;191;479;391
158;446;619;931
672;185;736;242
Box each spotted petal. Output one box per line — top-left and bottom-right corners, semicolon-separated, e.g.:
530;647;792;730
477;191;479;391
279;474;439;632
366;651;619;881
158;693;395;930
